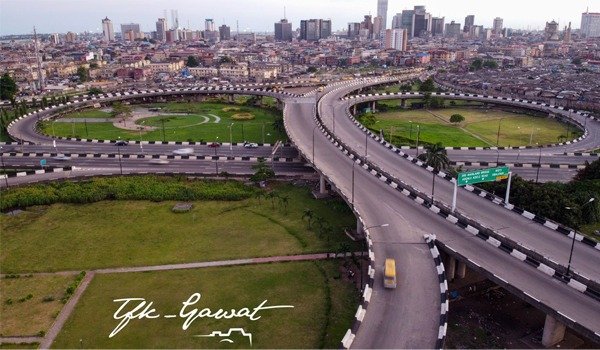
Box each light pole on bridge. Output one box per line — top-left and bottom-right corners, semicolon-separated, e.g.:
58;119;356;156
564;198;595;277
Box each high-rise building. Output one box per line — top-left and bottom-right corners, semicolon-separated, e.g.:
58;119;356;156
493;17;503;35
320;19;332;39
545;20;559;40
564;22;572;43
398;10;415;37
377;0;388;30
348;22;361;39
445;21;461;38
385;28;406;51
156;18;167;42
65;31;78;43
362;15;373;38
219;25;231;40
274;19;293;41
464;15;475;33
581;10;600;37
50;33;60;44
431;17;445;37
102;17;115;42
391;13;401;29
121;23;143;41
373;16;383;39
205;19;215;32
412;6;431;38
171;9;179;30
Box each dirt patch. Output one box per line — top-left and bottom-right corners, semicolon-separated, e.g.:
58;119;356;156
223;107;241;112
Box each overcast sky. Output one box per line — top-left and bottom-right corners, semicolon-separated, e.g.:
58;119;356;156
0;0;596;35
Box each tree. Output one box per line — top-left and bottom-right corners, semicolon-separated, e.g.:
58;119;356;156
250;157;275;183
302;208;315;228
111;102;133;125
420;78;435;92
186;56;199;67
219;56;234;65
272;116;285;133
0;73;18;100
76;66;90;82
266;191;279;210
575;159;600;181
89;87;103;95
450;114;465;124
483;60;499;69
306;66;318;73
278;195;290;213
421;142;450;203
470;58;483;71
89;61;99;69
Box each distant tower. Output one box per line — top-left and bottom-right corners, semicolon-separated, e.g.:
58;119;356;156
377;0;388;31
493;17;503;35
171;9;179;30
102;17;115;42
205;19;215;31
564;22;572;43
33;27;44;91
156;18;168;42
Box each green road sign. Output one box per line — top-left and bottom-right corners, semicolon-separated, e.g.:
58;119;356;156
458;166;510;186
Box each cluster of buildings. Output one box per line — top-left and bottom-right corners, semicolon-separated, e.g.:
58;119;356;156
0;1;599;105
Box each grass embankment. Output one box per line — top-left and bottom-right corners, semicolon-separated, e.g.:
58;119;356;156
366;107;577;147
0;274;77;337
41;102;285;143
52;261;358;348
1;182;358;273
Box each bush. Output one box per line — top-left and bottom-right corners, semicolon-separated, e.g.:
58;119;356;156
42;295;55;303
1;176;256;211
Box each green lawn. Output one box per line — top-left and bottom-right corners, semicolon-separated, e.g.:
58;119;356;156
0;274;77;337
52;261;359;348
61;109;112;119
0;184;358;273
41;102;285;143
369;107;579;147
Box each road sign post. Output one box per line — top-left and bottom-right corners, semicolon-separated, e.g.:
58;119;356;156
453;166;512;212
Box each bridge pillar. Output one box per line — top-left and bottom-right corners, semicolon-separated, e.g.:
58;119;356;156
542;315;566;347
353;105;357;115
228;94;234;103
445;256;456;281
401;99;407;108
456;261;467;279
319;174;328;195
356;218;364;234
371;101;377;113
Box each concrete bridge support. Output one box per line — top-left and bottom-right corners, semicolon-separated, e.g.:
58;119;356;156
228;94;234;103
542;315;566;347
319;174;327;195
445;255;456;281
371;101;377;113
400;99;407;108
456;261;467;279
353;105;357;115
356;218;364;234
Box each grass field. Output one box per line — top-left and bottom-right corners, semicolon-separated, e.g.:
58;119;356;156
369;107;579;147
0;184;358;273
0;274;77;337
52;261;359;348
61;109;112;119
41;102;285;143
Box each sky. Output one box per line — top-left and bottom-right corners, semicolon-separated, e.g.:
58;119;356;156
0;0;596;35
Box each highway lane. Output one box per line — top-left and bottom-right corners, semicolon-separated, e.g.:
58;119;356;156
320;82;600;284
400;149;596;165
284;96;600;347
0;144;299;159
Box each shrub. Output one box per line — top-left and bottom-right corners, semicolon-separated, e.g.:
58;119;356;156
42;295;55;303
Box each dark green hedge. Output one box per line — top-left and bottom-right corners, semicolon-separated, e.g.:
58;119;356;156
1;176;256;211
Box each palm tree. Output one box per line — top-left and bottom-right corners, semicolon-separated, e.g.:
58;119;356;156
423;142;450;204
266;191;279;210
254;191;265;204
279;195;290;213
302;208;314;228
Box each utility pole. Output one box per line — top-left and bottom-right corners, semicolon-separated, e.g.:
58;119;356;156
33;27;45;92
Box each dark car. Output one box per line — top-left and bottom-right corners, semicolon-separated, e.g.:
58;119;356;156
115;140;128;146
208;142;221;148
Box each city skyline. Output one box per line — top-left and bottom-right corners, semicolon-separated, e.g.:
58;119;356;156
0;0;597;36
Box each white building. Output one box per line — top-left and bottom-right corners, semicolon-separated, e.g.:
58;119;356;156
385;28;406;51
581;11;600;37
102;17;115;42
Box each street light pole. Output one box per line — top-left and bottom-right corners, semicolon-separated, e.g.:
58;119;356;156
565;198;595;277
416;125;421;157
117;137;123;175
351;162;356;208
535;146;542;183
312;125;318;165
496;118;504;146
365;132;368;157
229;123;234;156
0;147;9;188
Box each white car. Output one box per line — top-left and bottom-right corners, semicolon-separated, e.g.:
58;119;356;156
172;148;194;155
149;159;170;165
243;142;259;148
52;155;71;161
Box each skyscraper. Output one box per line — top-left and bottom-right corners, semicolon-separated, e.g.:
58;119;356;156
219;25;231;41
102;17;115;42
581;10;600;38
464;15;475;32
431;17;445;37
400;10;414;37
274;19;293;41
377;0;388;31
412;6;431;38
156;18;167;42
493;17;503;35
120;23;142;41
320;19;332;39
445;21;461;38
300;19;331;41
385;28;406;51
373;16;383;39
205;19;215;32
